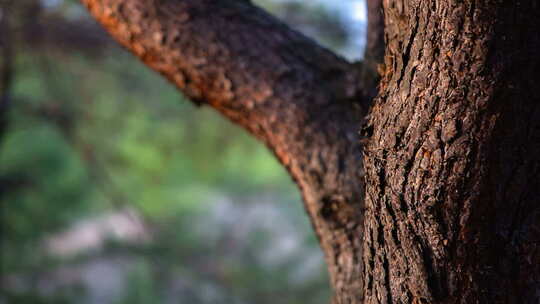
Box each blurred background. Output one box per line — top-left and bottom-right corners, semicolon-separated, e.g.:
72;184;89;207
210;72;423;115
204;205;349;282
0;0;366;303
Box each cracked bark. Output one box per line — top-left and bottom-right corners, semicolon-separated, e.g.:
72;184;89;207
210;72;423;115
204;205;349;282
363;1;540;303
80;0;540;303
79;0;385;302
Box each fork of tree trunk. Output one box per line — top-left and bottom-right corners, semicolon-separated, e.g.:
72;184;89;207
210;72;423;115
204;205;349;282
80;0;540;303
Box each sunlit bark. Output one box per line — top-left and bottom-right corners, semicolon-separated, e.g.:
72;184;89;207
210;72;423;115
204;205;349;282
80;0;540;303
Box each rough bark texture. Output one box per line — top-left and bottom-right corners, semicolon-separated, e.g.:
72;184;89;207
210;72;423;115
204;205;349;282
79;0;383;302
80;0;540;303
363;1;540;303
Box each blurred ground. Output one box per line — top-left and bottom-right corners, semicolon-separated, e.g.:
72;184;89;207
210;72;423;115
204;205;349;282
0;1;366;303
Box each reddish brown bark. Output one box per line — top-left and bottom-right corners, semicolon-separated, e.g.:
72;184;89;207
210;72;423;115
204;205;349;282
79;0;540;303
363;1;540;303
79;0;380;302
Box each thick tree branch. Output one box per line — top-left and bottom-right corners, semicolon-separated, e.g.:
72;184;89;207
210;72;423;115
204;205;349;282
359;0;384;100
77;0;540;302
364;0;384;64
80;0;372;302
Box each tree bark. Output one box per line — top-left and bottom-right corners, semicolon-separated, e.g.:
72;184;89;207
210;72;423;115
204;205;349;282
79;0;386;302
363;1;540;303
79;0;540;303
360;0;384;100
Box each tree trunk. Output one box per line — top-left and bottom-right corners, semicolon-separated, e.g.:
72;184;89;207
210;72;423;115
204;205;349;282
79;0;540;303
362;1;540;303
79;0;376;301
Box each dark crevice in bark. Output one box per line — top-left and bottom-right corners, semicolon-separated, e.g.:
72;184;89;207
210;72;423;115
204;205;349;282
395;14;418;91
